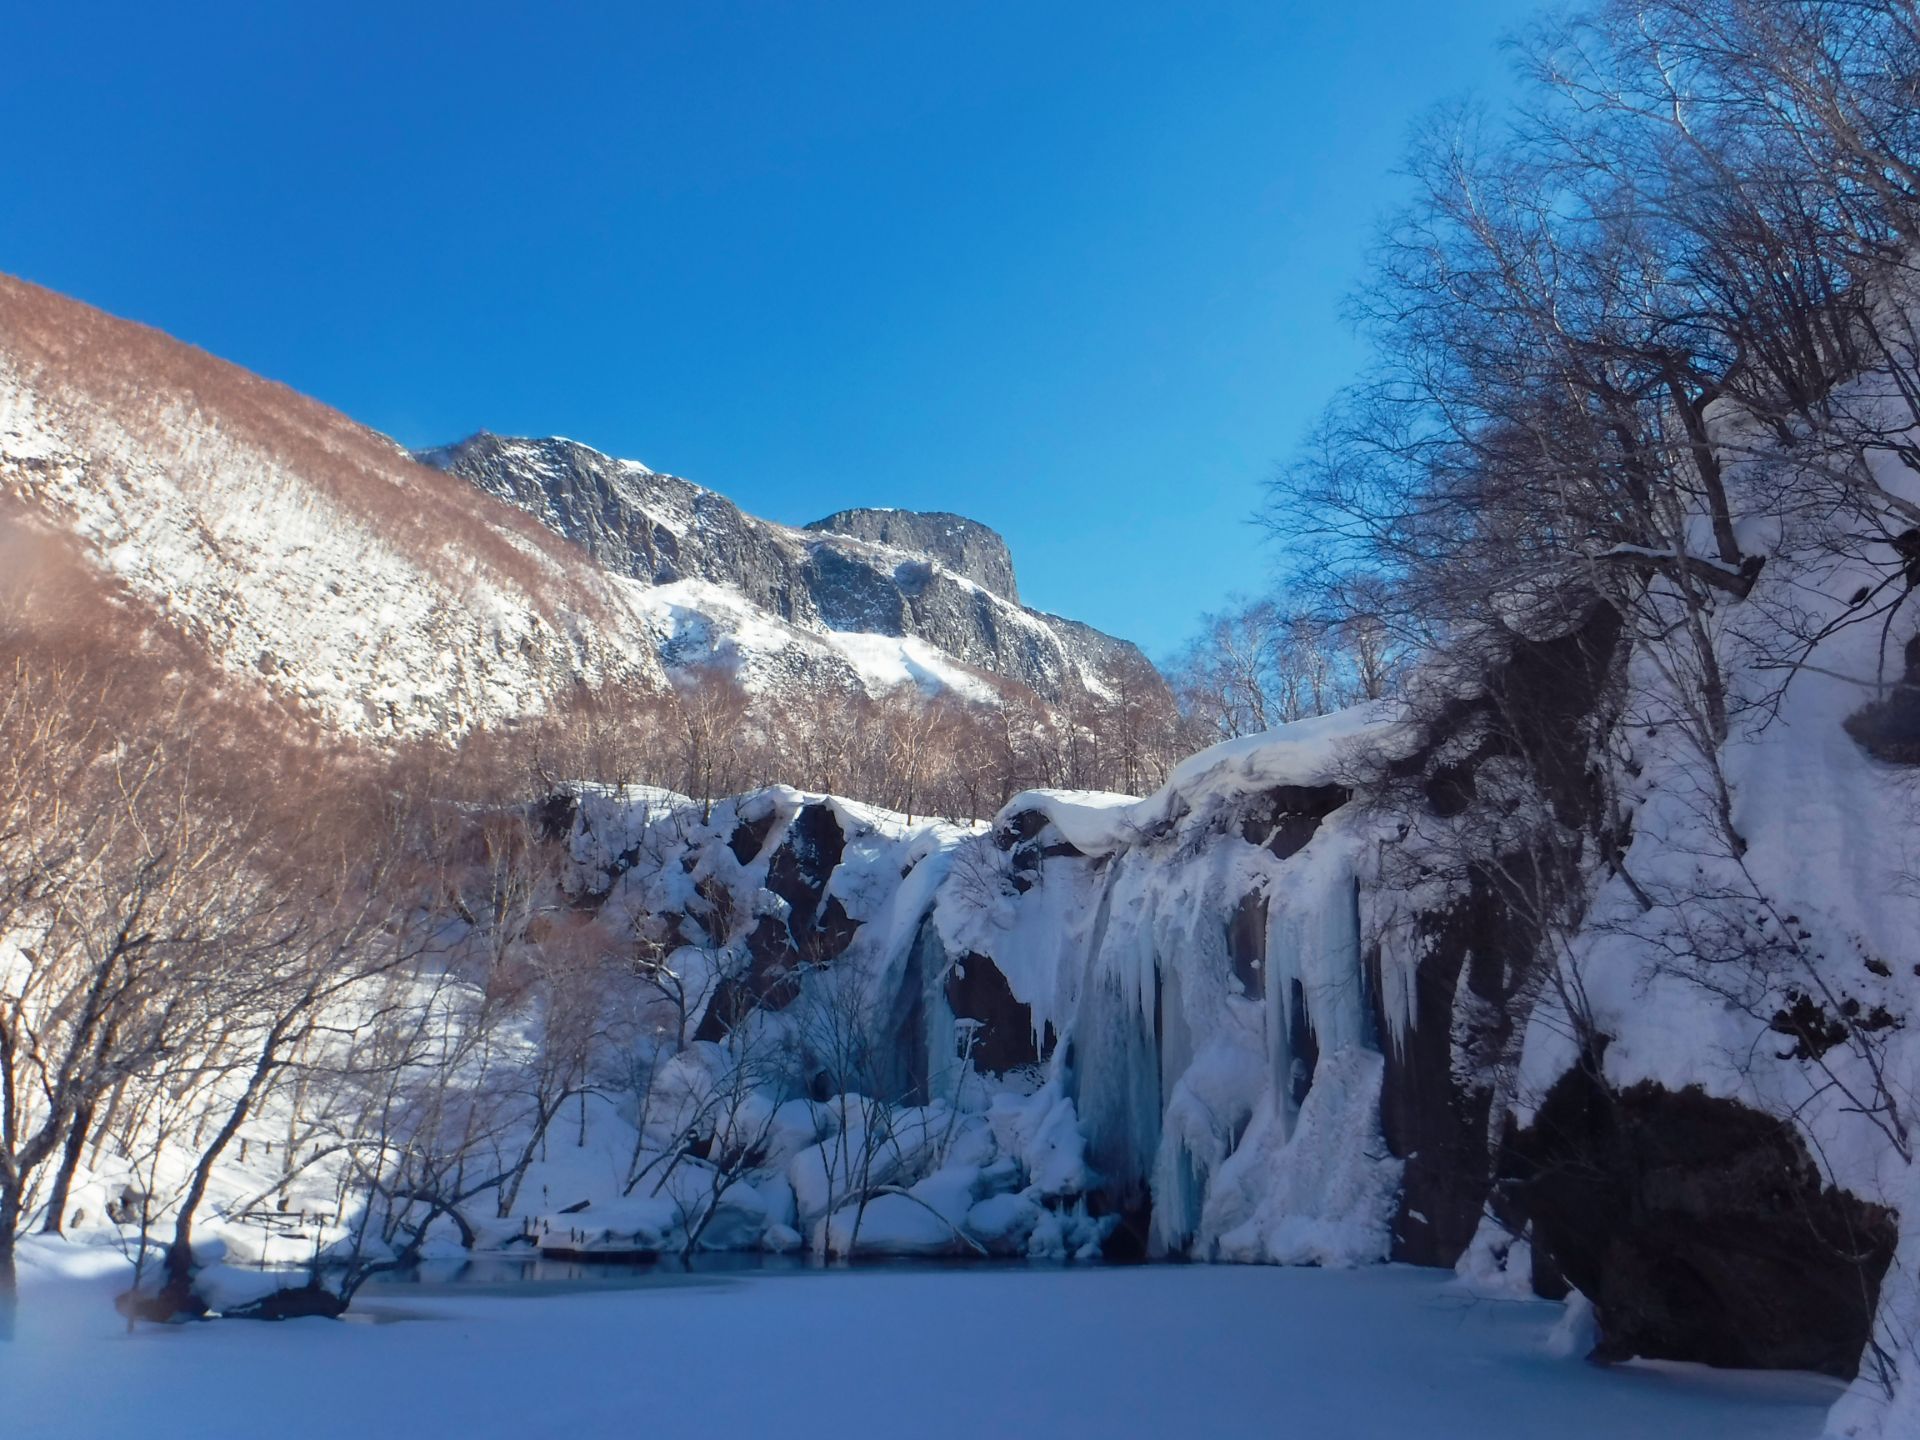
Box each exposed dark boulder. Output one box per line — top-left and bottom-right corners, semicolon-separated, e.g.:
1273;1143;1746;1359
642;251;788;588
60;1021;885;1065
1370;603;1627;1268
1237;783;1350;860
764;803;846;942
533;790;579;843
812;895;860;963
741;916;805;1008
995;807;1052;852
1421;747;1496;818
947;951;1054;1073
993;806;1086;898
1843;633;1920;764
1506;1066;1898;1377
738;912;792;975
694;806;865;1041
692;910;820;1042
727;807;776;864
692;975;756;1042
1371;864;1534;1268
1386;602;1624;829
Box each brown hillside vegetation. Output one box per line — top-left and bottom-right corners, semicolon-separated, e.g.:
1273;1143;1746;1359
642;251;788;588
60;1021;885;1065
0;274;668;736
0;272;600;613
0;497;350;783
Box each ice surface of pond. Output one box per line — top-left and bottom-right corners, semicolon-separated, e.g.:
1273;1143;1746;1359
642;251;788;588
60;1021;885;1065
355;1249;1035;1295
6;1261;1847;1439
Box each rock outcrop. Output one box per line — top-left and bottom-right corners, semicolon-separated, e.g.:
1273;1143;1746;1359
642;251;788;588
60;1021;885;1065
0;271;1169;742
806;508;1020;604
1507;1066;1897;1376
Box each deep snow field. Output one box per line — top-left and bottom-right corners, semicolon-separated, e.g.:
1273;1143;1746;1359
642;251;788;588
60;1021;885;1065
4;1251;1840;1440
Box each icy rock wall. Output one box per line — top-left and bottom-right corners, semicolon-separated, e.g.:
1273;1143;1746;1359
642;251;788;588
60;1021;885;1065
555;590;1905;1398
928;708;1408;1266
557;708;1410;1272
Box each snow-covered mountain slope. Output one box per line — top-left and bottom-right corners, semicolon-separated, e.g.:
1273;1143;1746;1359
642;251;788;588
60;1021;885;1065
16;272;1905;1431
418;432;1159;703
0;275;670;737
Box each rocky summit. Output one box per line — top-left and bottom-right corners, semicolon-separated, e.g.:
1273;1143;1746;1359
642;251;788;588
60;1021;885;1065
419;432;1158;703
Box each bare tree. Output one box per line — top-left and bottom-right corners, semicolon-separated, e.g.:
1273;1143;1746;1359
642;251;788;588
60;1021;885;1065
671;666;753;822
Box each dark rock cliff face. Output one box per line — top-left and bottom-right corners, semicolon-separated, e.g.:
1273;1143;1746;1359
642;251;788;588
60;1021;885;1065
1845;632;1920;764
807;508;1020;604
1238;784;1352;861
1364;605;1630;1269
694;800;855;1043
418;433;805;618
417;433;1165;705
970;594;1896;1376
947;951;1054;1073
1507;1065;1897;1376
1348;602;1896;1376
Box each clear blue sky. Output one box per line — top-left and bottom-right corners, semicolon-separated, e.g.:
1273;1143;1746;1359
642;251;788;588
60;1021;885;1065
2;1;1540;658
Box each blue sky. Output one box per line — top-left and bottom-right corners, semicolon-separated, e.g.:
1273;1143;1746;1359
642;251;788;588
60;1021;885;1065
2;1;1539;657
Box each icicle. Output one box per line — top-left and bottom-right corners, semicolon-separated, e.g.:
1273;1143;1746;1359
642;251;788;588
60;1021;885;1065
1266;896;1298;1142
1292;849;1366;1054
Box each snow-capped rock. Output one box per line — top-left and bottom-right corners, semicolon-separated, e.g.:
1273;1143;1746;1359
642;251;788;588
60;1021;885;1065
418;431;1160;703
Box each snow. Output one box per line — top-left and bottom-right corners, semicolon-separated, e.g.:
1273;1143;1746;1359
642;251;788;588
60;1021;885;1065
13;279;1919;1418
997;1093;1091;1199
1001;788;1145;854
3;1255;1840;1440
1153;700;1406;811
618;575;1001;702
1202;1050;1401;1266
997;701;1408;858
413;430;1133;706
1427;344;1920;1432
2;290;1133;734
818;628;1001;703
1547;1290;1601;1359
1577;541;1754;595
819;1164;981;1256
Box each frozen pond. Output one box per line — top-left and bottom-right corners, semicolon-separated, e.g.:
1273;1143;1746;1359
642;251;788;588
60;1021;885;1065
351;1249;1038;1296
5;1261;1844;1439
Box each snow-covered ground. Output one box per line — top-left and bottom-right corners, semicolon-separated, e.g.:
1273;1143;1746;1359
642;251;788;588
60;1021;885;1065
4;1255;1838;1439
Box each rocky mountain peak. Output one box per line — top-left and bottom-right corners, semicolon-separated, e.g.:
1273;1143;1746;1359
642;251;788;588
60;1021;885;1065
804;508;1020;604
418;432;1161;704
